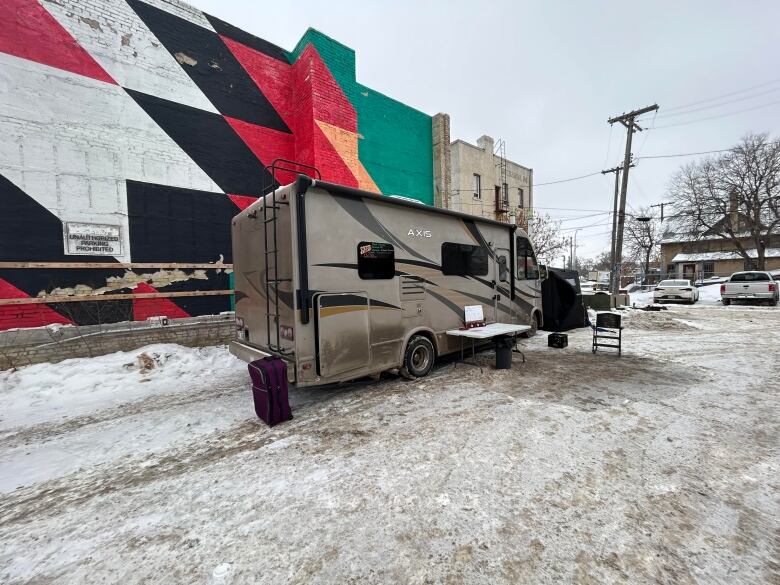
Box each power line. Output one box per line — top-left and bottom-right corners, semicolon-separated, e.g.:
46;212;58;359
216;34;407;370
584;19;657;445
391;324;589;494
557;211;612;222
649;98;780;129
533;205;612;212
560;220;614;232
533;171;604;187
651;86;780;119
454;140;778;197
638;139;780;160
659;78;780;113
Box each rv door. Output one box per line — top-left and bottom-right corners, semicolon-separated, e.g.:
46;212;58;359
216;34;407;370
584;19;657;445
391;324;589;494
496;247;511;320
315;292;371;378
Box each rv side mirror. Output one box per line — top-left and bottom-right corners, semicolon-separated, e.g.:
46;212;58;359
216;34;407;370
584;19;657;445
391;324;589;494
539;264;548;280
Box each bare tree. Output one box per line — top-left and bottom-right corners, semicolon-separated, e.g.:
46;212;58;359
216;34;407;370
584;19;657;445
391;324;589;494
528;213;567;264
624;207;662;275
668;133;780;270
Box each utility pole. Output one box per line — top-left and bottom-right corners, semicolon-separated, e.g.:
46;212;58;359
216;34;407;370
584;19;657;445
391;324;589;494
568;237;573;270
574;229;578;272
649;202;667;277
602;163;635;291
607;104;659;294
650;202;666;221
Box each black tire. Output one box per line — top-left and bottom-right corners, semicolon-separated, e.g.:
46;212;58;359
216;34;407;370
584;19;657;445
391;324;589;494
522;312;540;338
722;298;731;306
401;335;435;379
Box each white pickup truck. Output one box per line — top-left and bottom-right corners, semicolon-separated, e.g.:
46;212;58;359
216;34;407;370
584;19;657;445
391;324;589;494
720;271;779;306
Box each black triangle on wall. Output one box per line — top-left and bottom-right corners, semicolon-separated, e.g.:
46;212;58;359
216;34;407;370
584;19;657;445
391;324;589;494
126;0;291;133
125;89;276;196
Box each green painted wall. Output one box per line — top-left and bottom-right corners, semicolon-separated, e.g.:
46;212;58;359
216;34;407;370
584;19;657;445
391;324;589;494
290;29;433;205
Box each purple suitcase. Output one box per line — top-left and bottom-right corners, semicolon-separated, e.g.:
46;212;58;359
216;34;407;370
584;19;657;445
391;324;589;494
248;357;292;426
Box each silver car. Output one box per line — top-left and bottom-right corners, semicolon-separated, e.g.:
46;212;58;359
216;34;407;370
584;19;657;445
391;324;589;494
654;279;700;304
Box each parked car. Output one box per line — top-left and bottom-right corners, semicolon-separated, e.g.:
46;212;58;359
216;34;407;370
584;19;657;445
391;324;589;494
720;271;779;306
653;279;699;304
620;283;642;294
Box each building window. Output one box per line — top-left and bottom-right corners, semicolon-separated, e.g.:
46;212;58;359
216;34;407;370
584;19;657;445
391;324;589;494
357;242;395;279
744;259;757;270
473;174;481;199
702;261;715;278
517;187;524;208
502;183;509;208
666;264;676;277
516;236;539;280
442;242;488;276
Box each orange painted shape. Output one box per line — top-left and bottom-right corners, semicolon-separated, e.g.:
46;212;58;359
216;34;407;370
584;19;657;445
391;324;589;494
315;120;380;193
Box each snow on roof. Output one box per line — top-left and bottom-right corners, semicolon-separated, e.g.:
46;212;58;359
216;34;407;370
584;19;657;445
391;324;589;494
670;248;780;262
661;230;759;244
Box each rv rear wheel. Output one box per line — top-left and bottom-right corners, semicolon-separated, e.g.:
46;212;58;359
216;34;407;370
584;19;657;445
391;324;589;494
401;335;435;379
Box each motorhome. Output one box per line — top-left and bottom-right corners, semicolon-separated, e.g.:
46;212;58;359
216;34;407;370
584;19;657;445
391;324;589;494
230;174;543;387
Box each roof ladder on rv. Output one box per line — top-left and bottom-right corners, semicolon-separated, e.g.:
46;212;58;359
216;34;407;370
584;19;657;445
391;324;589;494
261;160;321;354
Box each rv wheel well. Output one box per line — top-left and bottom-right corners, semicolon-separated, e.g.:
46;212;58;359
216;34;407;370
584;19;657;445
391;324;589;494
404;328;438;358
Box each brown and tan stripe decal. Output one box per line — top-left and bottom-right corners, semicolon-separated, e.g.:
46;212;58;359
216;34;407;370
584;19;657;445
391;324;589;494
318;293;400;318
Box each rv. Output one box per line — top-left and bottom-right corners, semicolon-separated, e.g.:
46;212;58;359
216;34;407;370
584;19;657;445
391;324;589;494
230;175;543;387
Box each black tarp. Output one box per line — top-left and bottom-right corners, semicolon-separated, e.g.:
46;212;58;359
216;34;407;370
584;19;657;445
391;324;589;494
541;268;588;331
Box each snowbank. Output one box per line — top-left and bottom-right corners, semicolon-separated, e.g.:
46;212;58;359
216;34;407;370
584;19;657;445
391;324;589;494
0;344;243;431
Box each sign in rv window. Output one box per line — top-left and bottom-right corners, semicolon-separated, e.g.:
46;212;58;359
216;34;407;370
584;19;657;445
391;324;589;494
516;237;539;280
358;242;395;279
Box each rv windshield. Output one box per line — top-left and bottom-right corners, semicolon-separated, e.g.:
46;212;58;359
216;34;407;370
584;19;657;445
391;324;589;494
516;236;539;280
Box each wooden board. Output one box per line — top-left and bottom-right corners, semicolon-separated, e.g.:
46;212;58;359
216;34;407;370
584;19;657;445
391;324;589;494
0;290;234;306
0;262;233;270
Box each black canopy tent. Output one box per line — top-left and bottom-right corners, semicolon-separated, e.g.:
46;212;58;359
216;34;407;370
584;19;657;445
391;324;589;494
541;268;588;331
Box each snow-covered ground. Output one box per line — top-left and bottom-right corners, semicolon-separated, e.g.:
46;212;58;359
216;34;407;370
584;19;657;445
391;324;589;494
0;306;778;584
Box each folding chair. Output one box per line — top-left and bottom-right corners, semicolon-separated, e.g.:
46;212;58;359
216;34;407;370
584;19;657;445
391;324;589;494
592;312;622;356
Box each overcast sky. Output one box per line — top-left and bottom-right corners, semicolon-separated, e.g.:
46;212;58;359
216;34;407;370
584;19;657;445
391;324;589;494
192;0;780;263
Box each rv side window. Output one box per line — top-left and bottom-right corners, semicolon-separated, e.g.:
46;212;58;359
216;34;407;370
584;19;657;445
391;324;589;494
441;242;489;276
516;237;539;280
357;242;395;279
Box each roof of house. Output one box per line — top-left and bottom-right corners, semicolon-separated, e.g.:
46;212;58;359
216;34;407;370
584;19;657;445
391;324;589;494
661;230;758;244
670;248;780;262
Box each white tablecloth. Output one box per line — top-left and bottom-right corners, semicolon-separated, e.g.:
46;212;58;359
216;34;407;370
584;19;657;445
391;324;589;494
445;323;531;339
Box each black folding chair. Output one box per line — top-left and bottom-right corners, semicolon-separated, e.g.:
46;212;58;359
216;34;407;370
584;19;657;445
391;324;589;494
592;312;622;356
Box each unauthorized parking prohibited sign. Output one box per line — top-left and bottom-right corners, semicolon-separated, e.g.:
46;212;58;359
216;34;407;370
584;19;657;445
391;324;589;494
64;222;122;256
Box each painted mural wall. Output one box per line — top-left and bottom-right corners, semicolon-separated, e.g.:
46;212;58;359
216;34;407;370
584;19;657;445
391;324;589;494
0;0;434;330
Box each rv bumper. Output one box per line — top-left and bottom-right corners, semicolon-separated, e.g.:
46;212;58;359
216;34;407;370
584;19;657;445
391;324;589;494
229;340;270;364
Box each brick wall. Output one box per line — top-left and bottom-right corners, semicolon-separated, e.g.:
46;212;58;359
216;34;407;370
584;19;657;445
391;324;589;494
0;315;234;369
0;0;434;332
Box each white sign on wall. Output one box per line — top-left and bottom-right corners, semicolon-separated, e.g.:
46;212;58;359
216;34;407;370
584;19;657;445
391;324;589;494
64;222;122;256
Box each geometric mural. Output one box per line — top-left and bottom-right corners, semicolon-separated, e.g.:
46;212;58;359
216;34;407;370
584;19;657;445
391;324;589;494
0;0;434;329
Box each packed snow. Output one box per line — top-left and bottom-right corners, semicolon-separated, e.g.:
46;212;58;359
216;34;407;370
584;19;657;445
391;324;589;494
0;306;778;584
0;344;245;430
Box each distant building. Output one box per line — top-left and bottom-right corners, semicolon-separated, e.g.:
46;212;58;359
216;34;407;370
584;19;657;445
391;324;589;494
444;135;533;225
661;213;780;280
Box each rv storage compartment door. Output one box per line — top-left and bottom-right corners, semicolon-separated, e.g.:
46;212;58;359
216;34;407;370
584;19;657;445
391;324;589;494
316;293;371;378
401;275;426;319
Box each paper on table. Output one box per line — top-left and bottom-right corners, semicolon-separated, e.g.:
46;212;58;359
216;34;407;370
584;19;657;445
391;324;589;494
464;305;484;324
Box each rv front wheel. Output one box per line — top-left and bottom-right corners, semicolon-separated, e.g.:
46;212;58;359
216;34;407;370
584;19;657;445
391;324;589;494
401;335;435;379
523;313;540;338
